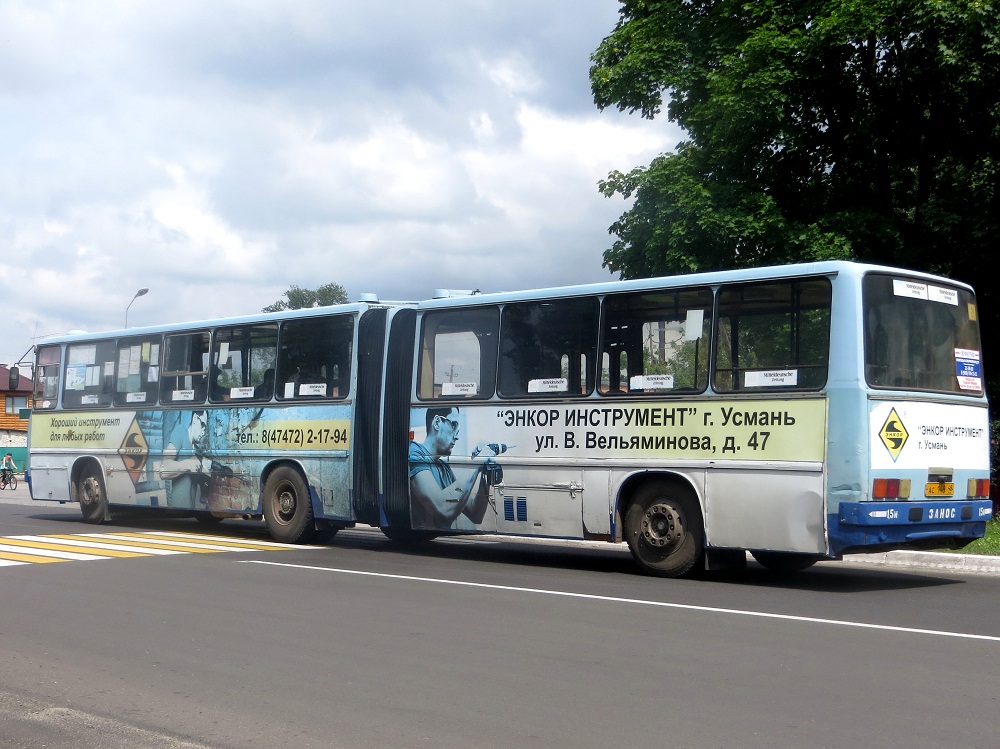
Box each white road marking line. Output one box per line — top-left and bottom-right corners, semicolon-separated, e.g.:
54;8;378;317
0;543;108;561
10;536;184;555
241;560;1000;643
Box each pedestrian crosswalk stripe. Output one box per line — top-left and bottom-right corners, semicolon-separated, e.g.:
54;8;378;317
0;537;150;558
0;531;320;567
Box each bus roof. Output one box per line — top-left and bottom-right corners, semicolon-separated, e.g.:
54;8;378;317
38;300;403;346
37;260;973;346
414;260;975;310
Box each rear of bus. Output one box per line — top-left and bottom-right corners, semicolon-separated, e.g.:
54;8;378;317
827;267;992;556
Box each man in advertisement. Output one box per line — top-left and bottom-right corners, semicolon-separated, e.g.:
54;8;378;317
408;407;492;530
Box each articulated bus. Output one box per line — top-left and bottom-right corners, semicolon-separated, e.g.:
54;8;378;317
26;262;992;577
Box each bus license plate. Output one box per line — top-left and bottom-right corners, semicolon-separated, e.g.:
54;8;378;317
925;482;954;497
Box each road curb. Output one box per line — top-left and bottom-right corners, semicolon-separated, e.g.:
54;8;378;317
844;549;1000;575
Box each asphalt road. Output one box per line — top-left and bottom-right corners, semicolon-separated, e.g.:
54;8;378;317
1;484;998;749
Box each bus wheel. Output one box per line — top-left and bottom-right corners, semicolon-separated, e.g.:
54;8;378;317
751;551;820;573
77;465;108;524
262;467;315;544
624;481;703;578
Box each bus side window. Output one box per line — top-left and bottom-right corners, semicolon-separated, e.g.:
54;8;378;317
417;307;499;400
160;331;210;405
276;315;354;400
714;277;832;392
212;324;278;402
498;297;598;398
114;336;162;407
62;340;117;409
600;288;712;395
33;345;62;409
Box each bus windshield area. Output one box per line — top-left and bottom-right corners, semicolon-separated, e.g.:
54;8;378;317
863;274;983;395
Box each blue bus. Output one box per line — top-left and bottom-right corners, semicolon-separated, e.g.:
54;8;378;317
26;262;992;576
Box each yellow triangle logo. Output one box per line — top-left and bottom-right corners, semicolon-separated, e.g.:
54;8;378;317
118;418;149;485
878;408;908;462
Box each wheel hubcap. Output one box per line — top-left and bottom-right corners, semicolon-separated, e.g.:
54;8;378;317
81;477;100;506
641;502;684;552
276;486;296;523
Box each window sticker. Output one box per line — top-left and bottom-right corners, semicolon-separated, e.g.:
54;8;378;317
68;345;97;366
299;383;326;396
892;279;928;300
744;370;798;388
129;345;142;374
928;285;958;305
118;348;132;379
528;378;568;393
126;392;147;403
173;390;195;401
442;382;478;396
65;365;86;391
684;309;704;340
955;349;982;391
630;374;675;390
231;387;254;399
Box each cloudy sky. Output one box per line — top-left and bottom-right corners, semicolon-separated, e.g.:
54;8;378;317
1;0;681;369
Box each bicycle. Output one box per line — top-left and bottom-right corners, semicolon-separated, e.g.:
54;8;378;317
0;469;17;491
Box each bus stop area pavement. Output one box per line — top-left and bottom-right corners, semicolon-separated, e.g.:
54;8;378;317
1;481;998;576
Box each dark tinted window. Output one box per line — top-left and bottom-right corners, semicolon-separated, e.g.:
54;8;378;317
714;278;831;392
864;274;983;394
499;298;598;397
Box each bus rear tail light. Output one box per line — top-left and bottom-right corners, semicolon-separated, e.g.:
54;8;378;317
872;478;911;500
967;478;991;499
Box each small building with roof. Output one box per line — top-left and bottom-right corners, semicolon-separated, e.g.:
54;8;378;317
0;364;33;467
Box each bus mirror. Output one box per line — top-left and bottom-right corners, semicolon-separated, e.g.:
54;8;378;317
8;366;18;390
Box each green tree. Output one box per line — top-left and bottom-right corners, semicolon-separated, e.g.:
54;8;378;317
590;0;1000;395
263;283;349;313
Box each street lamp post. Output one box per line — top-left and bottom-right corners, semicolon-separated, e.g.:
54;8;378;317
125;288;149;328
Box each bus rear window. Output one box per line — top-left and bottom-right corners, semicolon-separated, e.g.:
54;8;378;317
863;274;983;394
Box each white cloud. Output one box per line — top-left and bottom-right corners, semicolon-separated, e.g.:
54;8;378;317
0;0;682;366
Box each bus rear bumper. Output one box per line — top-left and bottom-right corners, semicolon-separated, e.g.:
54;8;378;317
831;500;993;555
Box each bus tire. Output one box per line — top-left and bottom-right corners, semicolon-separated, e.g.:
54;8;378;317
750;551;820;573
77;465;109;524
624;481;703;578
262;466;316;544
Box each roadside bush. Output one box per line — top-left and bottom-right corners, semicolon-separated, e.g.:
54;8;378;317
992;419;999;517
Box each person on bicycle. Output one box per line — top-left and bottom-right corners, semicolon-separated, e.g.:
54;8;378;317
1;452;16;483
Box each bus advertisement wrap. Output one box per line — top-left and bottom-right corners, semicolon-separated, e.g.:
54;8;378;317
30;406;353;517
869;401;989;469
410;398;828;463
